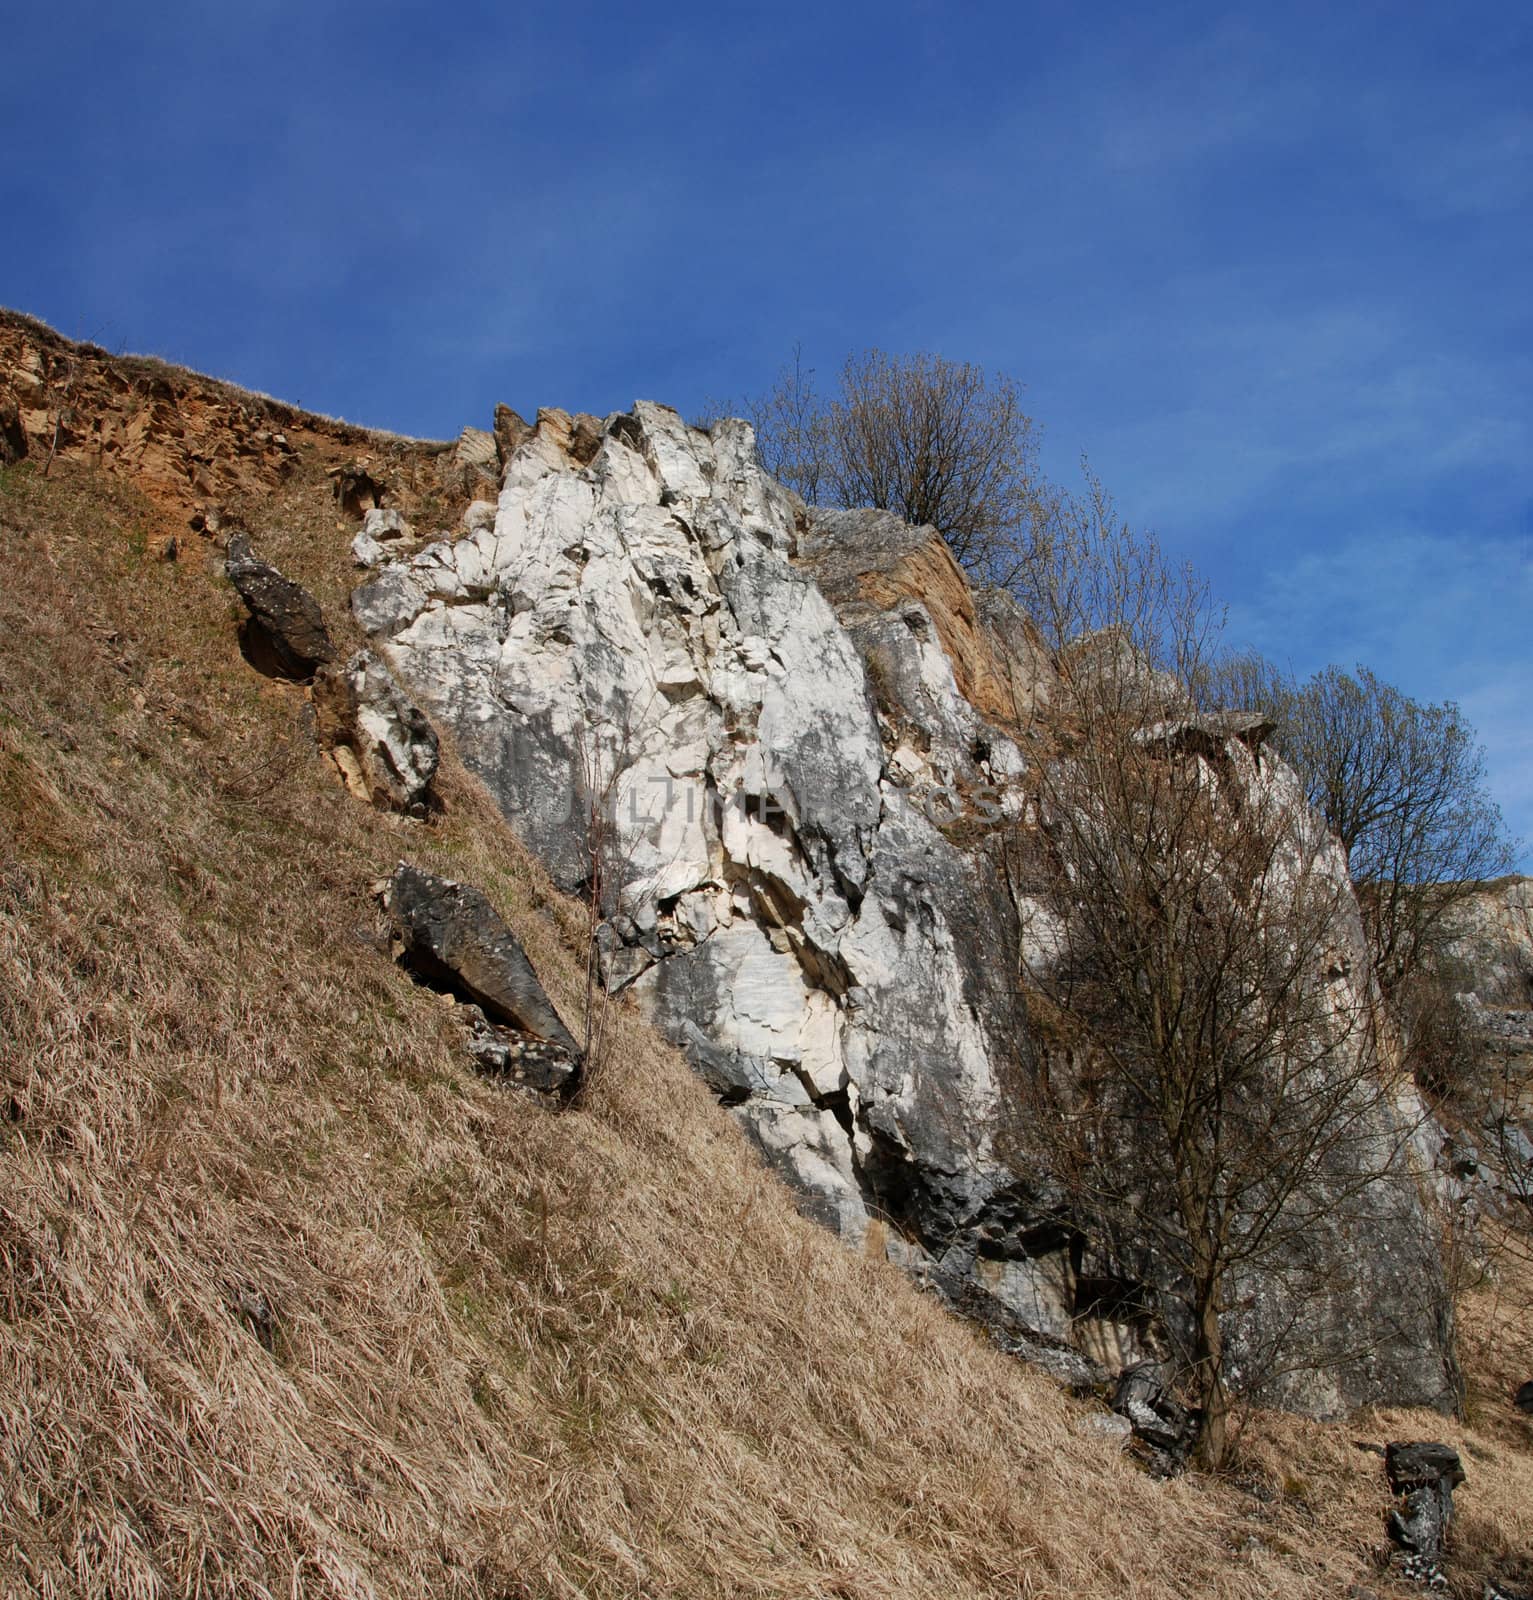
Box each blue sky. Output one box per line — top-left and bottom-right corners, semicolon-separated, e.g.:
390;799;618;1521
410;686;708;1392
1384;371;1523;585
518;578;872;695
3;1;1529;865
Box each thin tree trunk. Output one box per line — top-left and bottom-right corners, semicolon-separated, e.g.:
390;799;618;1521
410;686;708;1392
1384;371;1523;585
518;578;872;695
1193;1285;1230;1471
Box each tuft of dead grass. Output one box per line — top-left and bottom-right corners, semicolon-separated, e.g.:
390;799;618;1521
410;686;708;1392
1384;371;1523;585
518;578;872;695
0;452;1528;1599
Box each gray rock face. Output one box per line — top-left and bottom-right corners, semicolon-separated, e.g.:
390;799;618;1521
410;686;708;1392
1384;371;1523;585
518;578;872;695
1439;877;1533;1008
225;533;334;679
314;649;439;811
351;400;1455;1415
387;864;581;1068
1429;877;1533;1225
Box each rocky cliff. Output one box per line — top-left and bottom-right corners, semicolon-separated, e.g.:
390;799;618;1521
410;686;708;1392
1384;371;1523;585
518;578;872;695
346;397;1456;1414
1432;877;1533;1216
1442;878;1533;1012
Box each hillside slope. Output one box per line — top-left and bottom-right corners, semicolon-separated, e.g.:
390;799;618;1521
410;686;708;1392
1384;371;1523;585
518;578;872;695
2;311;1531;1599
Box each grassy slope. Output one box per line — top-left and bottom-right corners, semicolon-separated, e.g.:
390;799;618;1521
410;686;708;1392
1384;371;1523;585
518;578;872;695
1;447;1530;1599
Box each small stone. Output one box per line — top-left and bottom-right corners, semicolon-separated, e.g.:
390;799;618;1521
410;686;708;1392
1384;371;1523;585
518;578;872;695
1077;1411;1133;1447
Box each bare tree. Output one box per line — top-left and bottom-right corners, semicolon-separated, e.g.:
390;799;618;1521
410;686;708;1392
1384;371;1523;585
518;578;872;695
716;342;833;507
1275;665;1517;999
1004;619;1419;1470
1198;648;1296;727
716;347;1057;589
1013;457;1216;658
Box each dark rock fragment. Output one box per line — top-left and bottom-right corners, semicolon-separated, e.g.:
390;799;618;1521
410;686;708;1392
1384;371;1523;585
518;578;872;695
225;532;334;679
460;1004;579;1095
387;864;582;1075
1110;1363;1201;1477
1385;1440;1465;1586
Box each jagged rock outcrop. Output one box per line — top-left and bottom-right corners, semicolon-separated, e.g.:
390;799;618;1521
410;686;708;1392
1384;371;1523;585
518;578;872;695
349;400;1455;1412
225;533;334;679
0;311;481;552
314;649;439;811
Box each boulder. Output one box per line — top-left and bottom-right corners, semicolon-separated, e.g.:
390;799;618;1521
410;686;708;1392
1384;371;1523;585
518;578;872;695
1385;1440;1465;1579
364;507;415;543
314;650;438;811
1515;1379;1533;1413
351;508;416;569
225;533;334;679
387;864;581;1068
351;528;386;569
462;499;497;535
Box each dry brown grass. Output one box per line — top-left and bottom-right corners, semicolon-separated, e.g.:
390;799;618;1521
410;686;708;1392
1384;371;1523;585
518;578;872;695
0;307;451;448
1;454;1529;1598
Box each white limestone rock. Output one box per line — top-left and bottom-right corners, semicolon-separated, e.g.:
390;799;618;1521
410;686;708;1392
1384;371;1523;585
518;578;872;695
347;397;1455;1416
314;649;439;811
